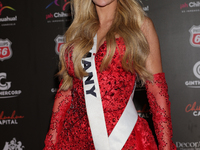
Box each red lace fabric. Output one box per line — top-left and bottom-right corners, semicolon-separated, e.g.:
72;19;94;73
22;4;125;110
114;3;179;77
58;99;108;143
44;81;72;150
43;38;172;150
145;73;176;150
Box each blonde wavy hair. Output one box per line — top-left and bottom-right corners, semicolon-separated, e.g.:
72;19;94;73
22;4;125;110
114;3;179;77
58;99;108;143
58;0;152;90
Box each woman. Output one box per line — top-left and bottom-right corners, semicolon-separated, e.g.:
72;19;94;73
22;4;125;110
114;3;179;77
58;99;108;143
44;0;176;149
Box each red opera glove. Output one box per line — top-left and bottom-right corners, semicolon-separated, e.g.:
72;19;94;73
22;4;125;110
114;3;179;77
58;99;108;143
43;80;72;150
145;73;176;150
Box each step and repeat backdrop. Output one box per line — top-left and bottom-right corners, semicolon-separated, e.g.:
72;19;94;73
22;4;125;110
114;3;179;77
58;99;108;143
0;0;200;149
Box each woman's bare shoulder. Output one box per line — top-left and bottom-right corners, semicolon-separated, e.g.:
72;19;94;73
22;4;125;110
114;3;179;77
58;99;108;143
140;17;155;37
141;17;163;74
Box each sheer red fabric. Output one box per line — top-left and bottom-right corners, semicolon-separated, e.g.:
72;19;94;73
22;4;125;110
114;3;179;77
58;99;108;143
145;73;176;150
44;81;72;150
44;38;175;150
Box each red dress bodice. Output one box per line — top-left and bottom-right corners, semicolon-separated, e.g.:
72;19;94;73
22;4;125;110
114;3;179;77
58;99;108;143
54;38;158;149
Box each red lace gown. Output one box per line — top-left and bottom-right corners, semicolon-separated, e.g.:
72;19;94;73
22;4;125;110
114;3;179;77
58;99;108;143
44;38;176;150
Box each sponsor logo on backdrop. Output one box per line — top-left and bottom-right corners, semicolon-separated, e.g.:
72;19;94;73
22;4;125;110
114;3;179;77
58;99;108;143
180;1;200;13
189;25;200;48
135;86;150;119
176;141;200;149
0;1;17;26
3;138;25;150
0;73;22;98
51;88;58;93
193;61;200;79
185;61;200;88
143;5;149;12
0;110;24;125
54;35;64;55
140;0;149;12
0;2;15;15
185;102;200;116
46;0;70;11
0;39;13;61
137;104;150;118
45;0;71;23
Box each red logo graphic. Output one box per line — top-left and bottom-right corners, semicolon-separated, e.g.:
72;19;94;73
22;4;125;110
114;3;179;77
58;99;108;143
0;2;16;16
137;104;150;118
185;102;200;116
63;0;70;11
54;35;64;55
137;104;149;113
0;111;24;120
180;2;188;9
0;39;12;61
45;0;70;11
189;25;200;47
0;110;24;125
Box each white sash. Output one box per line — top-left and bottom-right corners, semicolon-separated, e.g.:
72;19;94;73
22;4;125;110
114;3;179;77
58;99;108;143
82;34;138;150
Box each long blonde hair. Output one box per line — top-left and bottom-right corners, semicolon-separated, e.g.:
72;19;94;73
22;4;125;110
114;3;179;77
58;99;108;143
58;0;152;90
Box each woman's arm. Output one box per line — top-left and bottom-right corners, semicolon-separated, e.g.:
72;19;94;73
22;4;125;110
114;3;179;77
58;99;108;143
141;18;176;150
44;80;72;150
141;17;162;74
